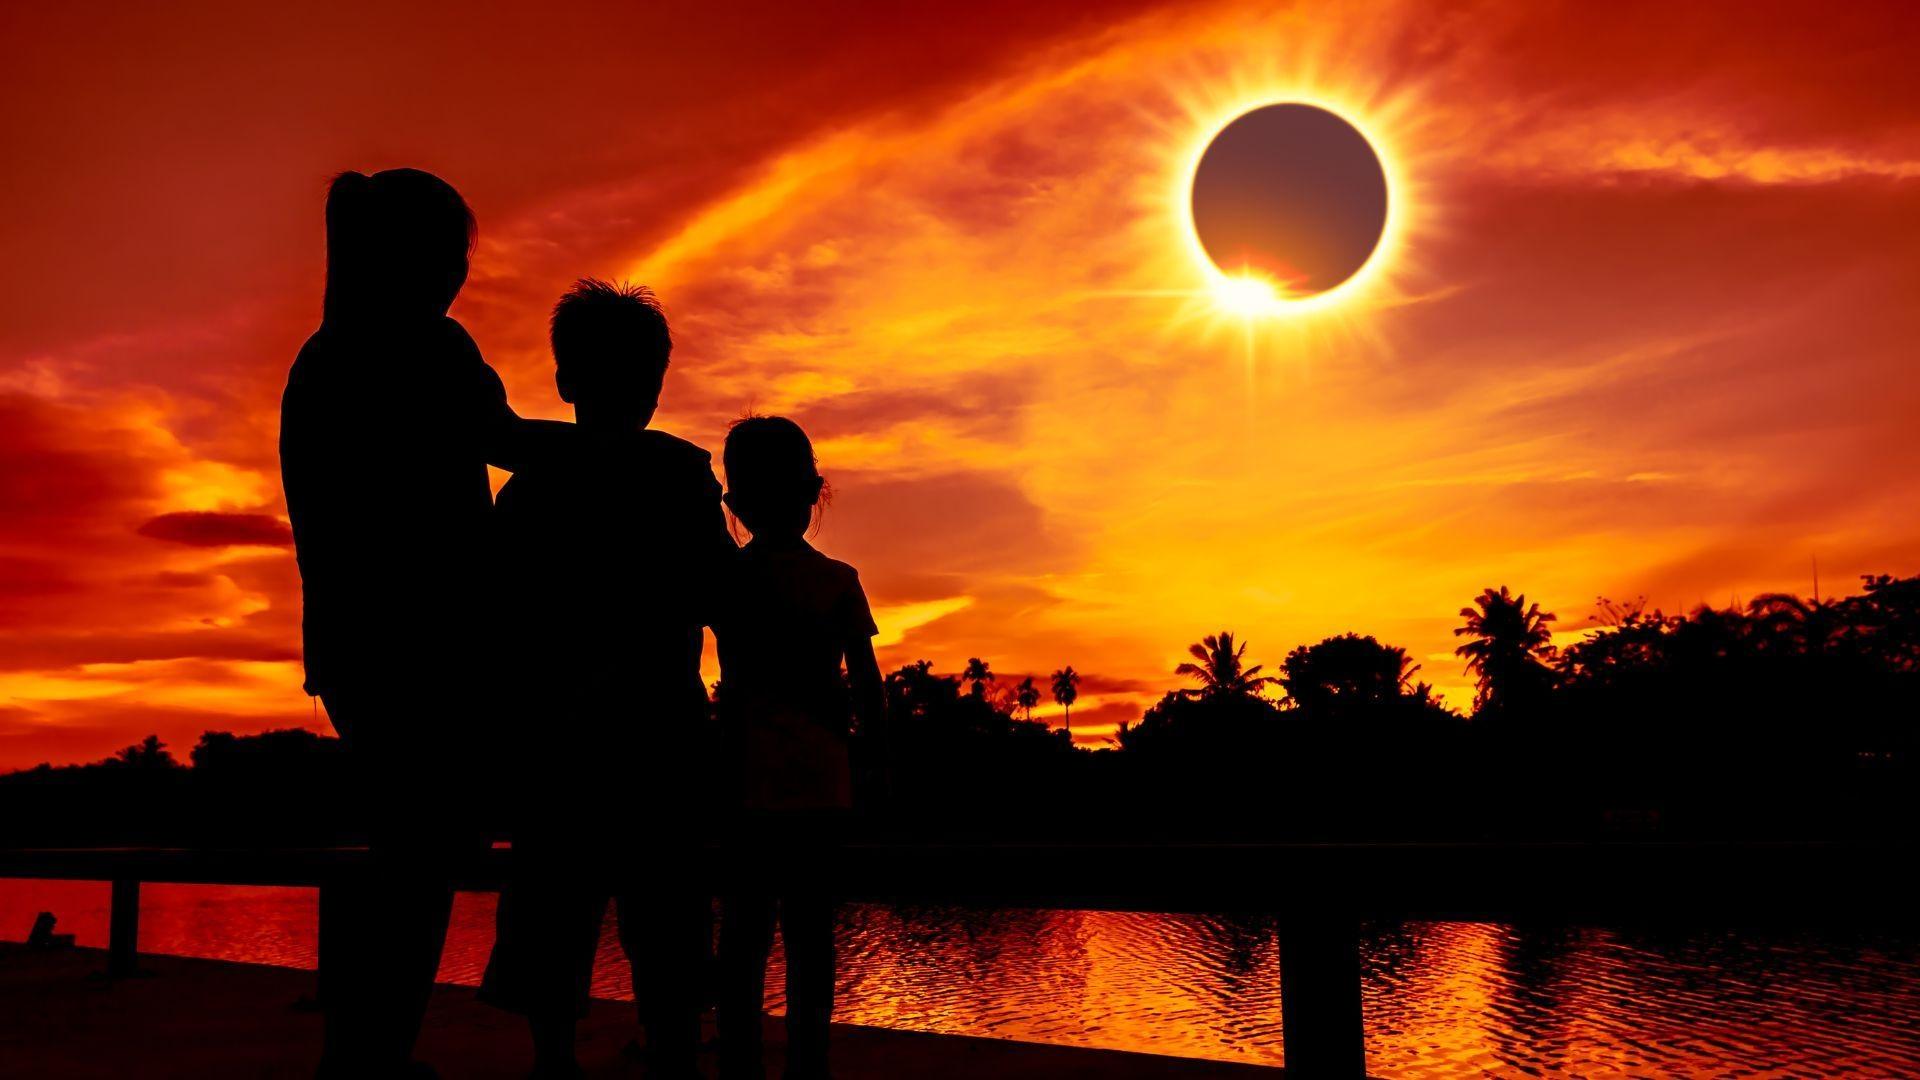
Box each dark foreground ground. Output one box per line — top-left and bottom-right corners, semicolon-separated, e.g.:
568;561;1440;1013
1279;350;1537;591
0;943;1284;1078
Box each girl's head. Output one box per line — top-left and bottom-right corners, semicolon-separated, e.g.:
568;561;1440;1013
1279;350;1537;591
322;168;475;323
723;416;826;540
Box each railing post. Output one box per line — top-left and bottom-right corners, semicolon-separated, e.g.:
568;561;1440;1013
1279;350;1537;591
108;877;140;978
1280;908;1366;1078
315;881;340;1007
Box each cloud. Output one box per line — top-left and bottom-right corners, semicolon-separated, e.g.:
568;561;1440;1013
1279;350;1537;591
1379;1;1920;185
137;512;293;548
0;693;317;772
0;386;302;762
0;628;301;674
789;373;1033;451
820;471;1069;595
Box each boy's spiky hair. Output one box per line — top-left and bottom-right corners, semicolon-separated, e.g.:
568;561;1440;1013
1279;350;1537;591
549;277;671;379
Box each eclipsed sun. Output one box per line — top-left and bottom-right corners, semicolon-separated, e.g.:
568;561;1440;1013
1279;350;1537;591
1189;102;1390;313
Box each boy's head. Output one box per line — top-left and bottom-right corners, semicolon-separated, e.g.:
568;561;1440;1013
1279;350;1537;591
550;278;671;429
723;415;825;540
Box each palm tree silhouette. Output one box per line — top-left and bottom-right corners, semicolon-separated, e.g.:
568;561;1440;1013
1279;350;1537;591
1050;666;1080;738
1175;631;1276;701
1454;586;1556;715
1015;676;1041;722
964;657;996;699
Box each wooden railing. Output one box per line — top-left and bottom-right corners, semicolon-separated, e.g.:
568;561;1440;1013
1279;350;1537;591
2;840;1907;1079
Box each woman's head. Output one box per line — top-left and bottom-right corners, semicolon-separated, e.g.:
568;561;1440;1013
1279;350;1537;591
322;168;475;323
723;415;826;540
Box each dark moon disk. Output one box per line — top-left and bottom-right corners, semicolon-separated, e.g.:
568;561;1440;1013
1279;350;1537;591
1190;103;1389;297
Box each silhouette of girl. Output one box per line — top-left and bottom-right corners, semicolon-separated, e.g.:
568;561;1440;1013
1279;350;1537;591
713;416;885;1080
280;168;572;1078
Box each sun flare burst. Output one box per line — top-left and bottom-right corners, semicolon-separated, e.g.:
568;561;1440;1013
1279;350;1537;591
1211;273;1284;315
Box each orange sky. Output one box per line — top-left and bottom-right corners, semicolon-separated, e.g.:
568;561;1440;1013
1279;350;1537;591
4;0;1919;767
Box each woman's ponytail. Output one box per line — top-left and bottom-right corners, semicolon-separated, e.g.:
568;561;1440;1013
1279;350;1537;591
322;171;376;323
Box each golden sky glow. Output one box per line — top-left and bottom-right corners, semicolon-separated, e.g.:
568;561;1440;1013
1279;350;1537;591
3;0;1919;764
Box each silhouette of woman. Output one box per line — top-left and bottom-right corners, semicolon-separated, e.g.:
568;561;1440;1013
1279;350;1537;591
279;169;573;1078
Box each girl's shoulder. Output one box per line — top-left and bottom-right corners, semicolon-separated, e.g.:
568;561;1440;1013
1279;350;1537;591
805;549;866;605
816;551;862;585
794;542;860;577
741;542;861;587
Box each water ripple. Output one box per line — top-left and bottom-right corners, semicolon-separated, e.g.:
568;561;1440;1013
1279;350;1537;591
6;881;1919;1076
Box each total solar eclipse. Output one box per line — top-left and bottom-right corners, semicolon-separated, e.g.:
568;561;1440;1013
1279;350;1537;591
1190;102;1389;299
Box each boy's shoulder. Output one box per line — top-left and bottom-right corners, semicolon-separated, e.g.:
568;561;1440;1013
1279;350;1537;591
493;468;553;514
633;429;721;496
499;428;716;506
633;428;714;469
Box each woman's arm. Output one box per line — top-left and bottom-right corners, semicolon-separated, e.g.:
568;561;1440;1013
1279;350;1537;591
446;319;585;472
473;362;582;472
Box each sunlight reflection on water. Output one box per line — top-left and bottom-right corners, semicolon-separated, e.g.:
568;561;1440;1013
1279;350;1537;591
6;880;1919;1077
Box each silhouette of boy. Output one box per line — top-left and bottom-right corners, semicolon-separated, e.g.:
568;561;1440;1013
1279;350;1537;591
477;280;732;1079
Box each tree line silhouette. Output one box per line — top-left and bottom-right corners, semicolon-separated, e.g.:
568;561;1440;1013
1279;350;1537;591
6;573;1915;844
1101;573;1918;839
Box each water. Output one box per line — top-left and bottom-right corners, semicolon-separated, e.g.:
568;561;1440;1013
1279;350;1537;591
6;879;1920;1077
